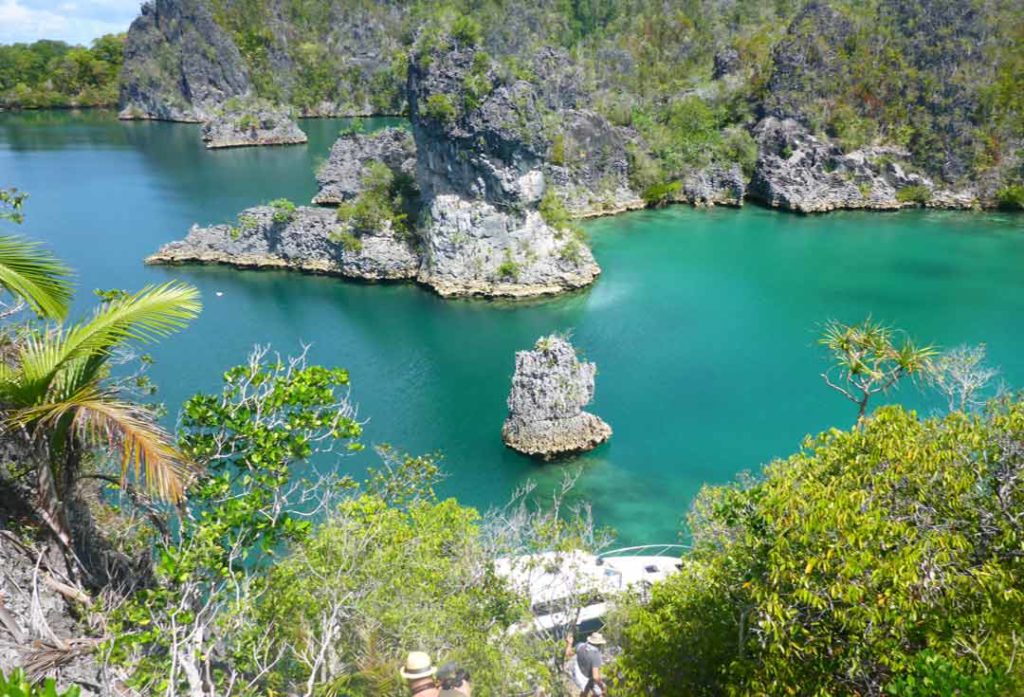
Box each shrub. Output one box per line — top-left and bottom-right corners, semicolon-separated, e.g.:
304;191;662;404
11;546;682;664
559;239;583;263
496;250;520;280
422;93;458;124
330;229;363;252
996;184;1024;210
642;180;682;207
236;112;259;131
549;133;567;166
538;190;571;228
268;198;296;223
896;184;931;204
616;403;1024;695
451;14;483;48
0;669;81;696
720;127;758;177
335;161;412;235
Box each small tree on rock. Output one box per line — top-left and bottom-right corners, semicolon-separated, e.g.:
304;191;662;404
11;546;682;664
819;318;935;422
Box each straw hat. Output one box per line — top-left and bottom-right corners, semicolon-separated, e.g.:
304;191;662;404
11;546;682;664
587;632;608;646
400;652;437;680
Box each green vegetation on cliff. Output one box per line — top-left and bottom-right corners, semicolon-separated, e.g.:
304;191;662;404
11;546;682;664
0;35;124;109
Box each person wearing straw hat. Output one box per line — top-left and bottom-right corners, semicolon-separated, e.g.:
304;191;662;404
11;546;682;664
401;652;440;696
564;632;608;696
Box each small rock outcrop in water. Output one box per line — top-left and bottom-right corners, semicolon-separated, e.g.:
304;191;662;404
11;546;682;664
314;128;417;204
501;335;611;459
201;100;307;149
408;46;601;298
146;205;418;280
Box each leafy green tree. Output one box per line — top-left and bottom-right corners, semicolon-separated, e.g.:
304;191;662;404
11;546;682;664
335;161;415;237
820;318;935;421
614;402;1024;696
108;347;363;695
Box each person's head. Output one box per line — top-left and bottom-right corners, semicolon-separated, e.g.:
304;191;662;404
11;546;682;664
400;651;436;688
586;632;607;648
437;661;470;690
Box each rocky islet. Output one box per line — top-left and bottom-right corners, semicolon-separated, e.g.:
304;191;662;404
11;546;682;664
501;335;612;460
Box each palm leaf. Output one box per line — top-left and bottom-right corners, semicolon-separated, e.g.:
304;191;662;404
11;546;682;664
12;388;193;503
12;282;201;404
0;235;73;320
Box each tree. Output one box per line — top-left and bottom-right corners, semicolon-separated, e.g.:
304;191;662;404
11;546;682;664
614;403;1024;696
0;282;201;554
108;348;604;696
820;318;935;421
929;344;1000;413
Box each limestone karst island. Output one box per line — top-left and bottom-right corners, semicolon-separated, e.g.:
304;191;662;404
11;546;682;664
0;0;1022;694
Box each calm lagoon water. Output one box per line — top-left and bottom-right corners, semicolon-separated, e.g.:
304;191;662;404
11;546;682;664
2;109;1023;544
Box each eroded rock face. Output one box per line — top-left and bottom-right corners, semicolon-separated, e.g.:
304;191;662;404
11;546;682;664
118;0;250;122
314;128;417;204
545;110;644;217
201;101;307;149
408;46;600;298
747;117;971;212
683;164;747;207
501;336;611;459
146;205;419;280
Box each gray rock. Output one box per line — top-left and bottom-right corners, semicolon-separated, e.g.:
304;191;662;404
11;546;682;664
408;46;601;298
147;205;419;281
416;195;599;298
314;128;417;204
683;163;747;207
713;47;741;80
501;335;611;460
119;0;407;121
749;117;941;212
201;101;307;149
118;0;250;122
545;110;644;218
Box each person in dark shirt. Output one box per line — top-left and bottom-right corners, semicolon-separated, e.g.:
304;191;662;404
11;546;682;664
564;632;607;696
437;662;472;696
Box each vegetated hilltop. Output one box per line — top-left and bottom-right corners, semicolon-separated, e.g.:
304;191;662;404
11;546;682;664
0;35;125;109
119;0;1024;207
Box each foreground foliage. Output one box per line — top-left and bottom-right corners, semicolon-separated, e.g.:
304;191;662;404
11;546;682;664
615;402;1024;695
0;669;80;697
107;348;589;695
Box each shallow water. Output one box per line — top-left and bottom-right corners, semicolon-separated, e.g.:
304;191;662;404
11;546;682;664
2;110;1023;544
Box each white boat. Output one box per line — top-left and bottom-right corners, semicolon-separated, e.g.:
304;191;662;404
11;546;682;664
494;544;687;635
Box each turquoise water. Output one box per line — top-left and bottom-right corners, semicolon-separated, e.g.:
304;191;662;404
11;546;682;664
2;110;1023;544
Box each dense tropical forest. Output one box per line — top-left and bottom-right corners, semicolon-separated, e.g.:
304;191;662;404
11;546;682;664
116;0;1024;194
0;36;124;109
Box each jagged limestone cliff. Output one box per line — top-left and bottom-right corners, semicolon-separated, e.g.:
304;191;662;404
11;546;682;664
118;0;1023;209
408;45;601;298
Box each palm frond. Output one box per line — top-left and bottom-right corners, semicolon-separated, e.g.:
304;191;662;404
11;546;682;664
12;282;201;404
11;388;193;503
0;235;73;320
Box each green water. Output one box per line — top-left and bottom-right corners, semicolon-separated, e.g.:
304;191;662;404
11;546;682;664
2;110;1023;544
